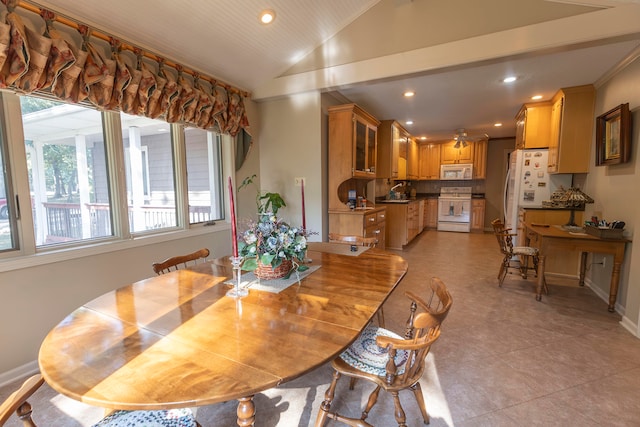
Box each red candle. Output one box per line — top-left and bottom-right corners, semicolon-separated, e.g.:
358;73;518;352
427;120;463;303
228;177;239;257
301;179;306;230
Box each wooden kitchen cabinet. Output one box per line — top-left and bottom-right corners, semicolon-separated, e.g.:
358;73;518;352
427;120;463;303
385;201;420;250
407;137;419;179
377;120;409;179
328;104;380;212
407;200;419;241
470;198;485;232
515;102;552;149
418;143;441;180
472;139;488;179
328;103;379;179
329;207;386;249
418;199;425;233
425;198;438;229
440;140;473;164
548;85;595;174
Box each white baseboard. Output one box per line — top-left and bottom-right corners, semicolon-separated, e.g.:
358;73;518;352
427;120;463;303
583;278;638;336
0;360;38;388
620;315;639;338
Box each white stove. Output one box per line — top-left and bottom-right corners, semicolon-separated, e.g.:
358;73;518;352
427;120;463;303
437;187;472;232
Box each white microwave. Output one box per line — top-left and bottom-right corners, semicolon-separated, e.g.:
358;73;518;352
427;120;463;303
440;163;473;180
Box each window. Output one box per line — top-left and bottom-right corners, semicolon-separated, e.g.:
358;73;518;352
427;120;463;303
0;90;228;262
185;127;224;224
21;96;112;247
121;113;177;233
0;113;17;251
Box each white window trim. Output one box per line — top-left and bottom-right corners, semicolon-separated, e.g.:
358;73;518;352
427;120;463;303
0;91;235;272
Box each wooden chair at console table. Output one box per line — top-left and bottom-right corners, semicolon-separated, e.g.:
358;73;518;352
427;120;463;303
490;218;546;293
315;277;452;427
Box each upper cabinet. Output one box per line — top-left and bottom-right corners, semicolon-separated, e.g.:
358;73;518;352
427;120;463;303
515;102;552;149
407;137;419;179
472;139;488;179
440;141;473;164
328;104;380;180
328;104;380;211
377;120;408;179
548;85;595;174
418;143;441;180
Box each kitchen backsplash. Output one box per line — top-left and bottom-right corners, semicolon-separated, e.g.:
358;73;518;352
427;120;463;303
375;178;487;198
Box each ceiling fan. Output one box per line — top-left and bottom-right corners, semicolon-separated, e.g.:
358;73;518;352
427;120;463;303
453;128;488;148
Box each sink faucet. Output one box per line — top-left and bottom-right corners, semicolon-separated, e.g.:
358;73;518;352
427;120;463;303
390;183;403;192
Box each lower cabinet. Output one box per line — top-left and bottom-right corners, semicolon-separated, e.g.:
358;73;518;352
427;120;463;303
385;200;424;250
471;199;485;233
426;198;438;229
329;207;386;249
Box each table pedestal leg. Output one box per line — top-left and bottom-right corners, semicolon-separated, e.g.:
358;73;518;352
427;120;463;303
579;252;588;286
536;255;546;302
237;396;255;427
609;262;622;312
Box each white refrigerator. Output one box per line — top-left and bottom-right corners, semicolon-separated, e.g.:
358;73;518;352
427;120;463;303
503;149;572;244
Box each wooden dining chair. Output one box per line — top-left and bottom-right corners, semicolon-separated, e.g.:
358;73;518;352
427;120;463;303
315;277;453;427
490;218;546;292
0;373;198;426
152;248;210;275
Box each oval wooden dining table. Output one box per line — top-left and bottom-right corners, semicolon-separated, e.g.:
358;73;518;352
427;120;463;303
38;244;408;426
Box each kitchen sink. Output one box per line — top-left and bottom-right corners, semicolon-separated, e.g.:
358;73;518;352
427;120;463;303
379;199;409;204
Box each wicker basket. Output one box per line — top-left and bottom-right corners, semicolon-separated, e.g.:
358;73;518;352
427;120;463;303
255;258;293;280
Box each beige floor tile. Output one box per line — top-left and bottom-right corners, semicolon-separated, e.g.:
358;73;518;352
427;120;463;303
2;230;639;426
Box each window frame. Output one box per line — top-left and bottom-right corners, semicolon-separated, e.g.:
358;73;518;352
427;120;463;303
0;91;232;269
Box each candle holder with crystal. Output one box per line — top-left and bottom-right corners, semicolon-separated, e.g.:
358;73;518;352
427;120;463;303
226;256;248;298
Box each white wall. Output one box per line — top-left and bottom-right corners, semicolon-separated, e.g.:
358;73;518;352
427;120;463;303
256;92;324;239
585;54;640;335
0;228;231;383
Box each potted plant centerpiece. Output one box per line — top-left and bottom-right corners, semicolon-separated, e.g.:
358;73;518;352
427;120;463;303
238;175;309;279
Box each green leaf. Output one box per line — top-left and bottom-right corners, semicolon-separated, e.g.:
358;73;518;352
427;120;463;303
241;257;257;271
260;253;275;266
297;265;309;272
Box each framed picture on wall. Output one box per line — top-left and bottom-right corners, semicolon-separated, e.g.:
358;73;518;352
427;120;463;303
595;103;631;166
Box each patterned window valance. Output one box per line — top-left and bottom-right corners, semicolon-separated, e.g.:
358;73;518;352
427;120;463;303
0;0;250;136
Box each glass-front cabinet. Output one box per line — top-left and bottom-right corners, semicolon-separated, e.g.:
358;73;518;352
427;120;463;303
353;114;377;177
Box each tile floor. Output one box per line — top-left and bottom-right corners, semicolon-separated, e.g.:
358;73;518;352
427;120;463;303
2;230;640;426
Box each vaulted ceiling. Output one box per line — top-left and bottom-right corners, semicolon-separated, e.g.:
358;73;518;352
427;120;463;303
31;0;640;140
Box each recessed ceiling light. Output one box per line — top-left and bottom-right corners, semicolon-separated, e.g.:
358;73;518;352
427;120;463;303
494;123;502;127
502;76;517;83
531;95;543;100
403;91;415;97
405;120;413;125
259;9;276;24
420;136;427;140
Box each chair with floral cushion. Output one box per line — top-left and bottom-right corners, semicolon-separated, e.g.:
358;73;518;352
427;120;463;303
152;248;210;275
0;373;198;427
314;277;452;427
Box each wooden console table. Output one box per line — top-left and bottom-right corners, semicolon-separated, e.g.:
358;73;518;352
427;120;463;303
523;222;630;312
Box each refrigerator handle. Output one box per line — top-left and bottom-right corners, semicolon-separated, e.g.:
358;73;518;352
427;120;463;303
502;168;510;223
